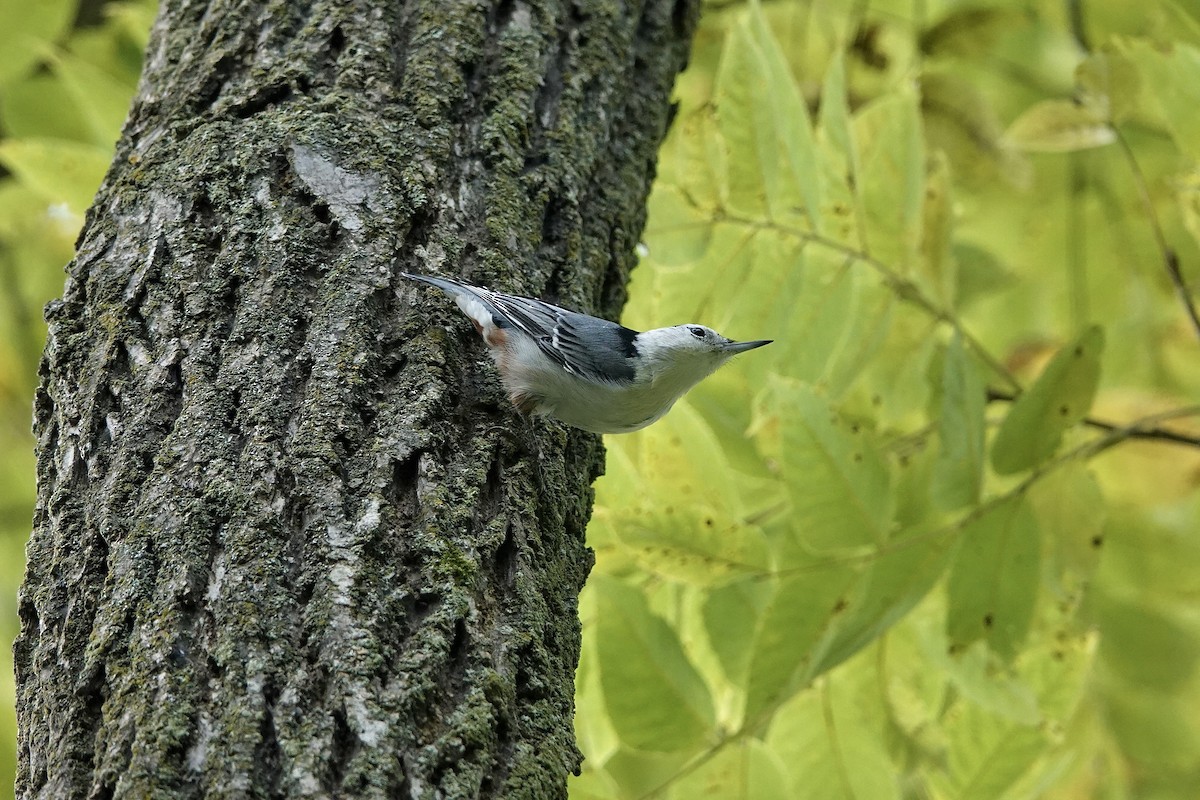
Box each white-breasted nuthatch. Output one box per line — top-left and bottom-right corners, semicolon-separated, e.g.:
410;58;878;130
402;272;771;434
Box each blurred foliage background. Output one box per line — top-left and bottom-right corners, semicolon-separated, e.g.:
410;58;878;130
576;1;1200;798
1;1;1199;799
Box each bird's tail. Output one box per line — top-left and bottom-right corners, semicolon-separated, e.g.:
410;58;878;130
401;272;500;334
400;271;476;296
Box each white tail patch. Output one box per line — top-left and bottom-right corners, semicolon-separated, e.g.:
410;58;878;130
449;293;493;336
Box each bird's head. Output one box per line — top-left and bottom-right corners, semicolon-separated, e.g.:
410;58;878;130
636;324;772;384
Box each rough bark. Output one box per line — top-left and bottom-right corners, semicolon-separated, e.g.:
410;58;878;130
13;0;697;797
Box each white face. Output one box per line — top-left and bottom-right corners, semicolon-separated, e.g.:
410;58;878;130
678;324;731;351
643;325;738;369
646;325;772;362
633;324;771;392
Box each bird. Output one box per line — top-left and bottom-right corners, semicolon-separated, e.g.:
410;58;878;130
401;273;771;434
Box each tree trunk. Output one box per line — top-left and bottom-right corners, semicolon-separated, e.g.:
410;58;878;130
13;0;696;797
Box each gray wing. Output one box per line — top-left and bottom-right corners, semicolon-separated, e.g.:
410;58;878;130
483;292;640;385
402;272;639;384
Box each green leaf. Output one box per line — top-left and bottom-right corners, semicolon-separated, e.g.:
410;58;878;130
1027;463;1105;581
661;108;724;216
609;400;759;516
713;17;771;217
936;703;1046;800
856;311;937;428
567;768;621;800
104;0;159;53
0;0;76;86
746;252;889;406
47;48;136;146
1178;166;1200;258
667;739;791;800
777;383;894;553
1076;49;1142;125
1095;592;1200;692
952;242;1016;308
919;6;1027;57
817;54;853;175
713;5;820;224
919;152;956;304
0;74;91;141
574;599;619;767
745;4;822;231
612;503;771;587
932;335;986;510
920;70;1018;186
643;183;714;266
939;644;1041;725
0;137;110;213
1003;98;1115;153
598;747;692;800
815;53;861;246
946;496;1040;660
742;569;858;721
809;526;955;677
774;252;856;384
854;86;925;266
593;576;716;752
1117;38;1200;160
766;683;900;800
702;577;772;686
990;325;1105;475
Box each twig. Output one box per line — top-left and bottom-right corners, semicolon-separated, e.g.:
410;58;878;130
1114;130;1200;341
622;401;1200;800
720;213;1024;393
986;388;1200;449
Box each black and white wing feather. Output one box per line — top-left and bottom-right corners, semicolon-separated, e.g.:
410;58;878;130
403;272;640;384
482;290;640;385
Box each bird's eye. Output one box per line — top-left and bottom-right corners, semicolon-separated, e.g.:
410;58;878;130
688;326;706;339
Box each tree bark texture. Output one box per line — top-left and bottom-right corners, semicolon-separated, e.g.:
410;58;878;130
14;0;697;797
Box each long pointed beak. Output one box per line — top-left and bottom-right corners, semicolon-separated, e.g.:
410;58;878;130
723;339;773;355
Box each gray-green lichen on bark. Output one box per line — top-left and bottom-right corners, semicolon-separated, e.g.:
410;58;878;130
14;0;697;797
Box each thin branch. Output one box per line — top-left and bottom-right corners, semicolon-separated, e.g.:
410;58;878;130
987;388;1200;449
719;213;1024;393
1113;129;1200;341
874;402;1200;565
627;401;1200;799
750;403;1200;584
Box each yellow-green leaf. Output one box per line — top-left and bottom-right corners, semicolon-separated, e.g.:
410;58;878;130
1117;38;1200;160
1027;463;1105;581
702;577;771;686
643;183;714;266
935;700;1046;799
742;569;858;721
766;682;901;800
713;18;770;217
593;576;716;752
990;325;1105;475
667;739;791;800
746;3;822;231
946;496;1040;660
0;137;110;213
810;526;955;677
932;335;986;509
854;86;925;266
1004;98;1115;153
613;504;771;586
777;384;894;552
0;0;76;86
48;48;136;146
